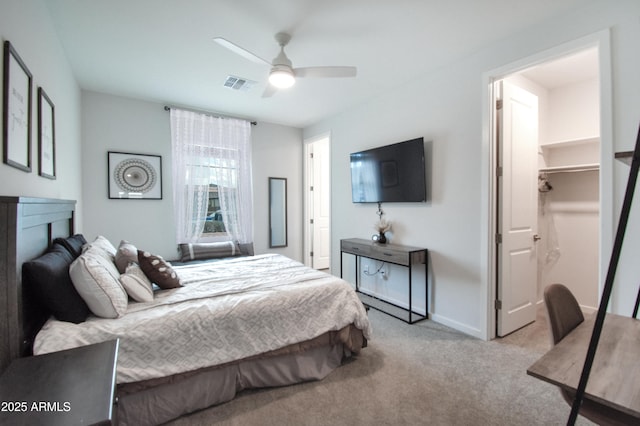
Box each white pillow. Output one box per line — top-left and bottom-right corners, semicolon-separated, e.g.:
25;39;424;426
119;263;153;303
82;235;117;260
70;248;128;318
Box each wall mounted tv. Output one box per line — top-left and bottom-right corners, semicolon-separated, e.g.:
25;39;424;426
350;137;426;203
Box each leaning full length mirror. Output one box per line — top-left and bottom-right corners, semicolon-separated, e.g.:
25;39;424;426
269;177;287;248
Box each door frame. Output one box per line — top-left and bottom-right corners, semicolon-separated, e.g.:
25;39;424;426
480;30;613;340
303;132;332;269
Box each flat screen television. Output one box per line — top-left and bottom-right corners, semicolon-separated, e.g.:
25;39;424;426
350;137;426;203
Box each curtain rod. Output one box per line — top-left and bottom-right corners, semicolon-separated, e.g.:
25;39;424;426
163;105;257;126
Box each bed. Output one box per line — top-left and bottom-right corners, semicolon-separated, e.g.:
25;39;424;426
0;197;371;425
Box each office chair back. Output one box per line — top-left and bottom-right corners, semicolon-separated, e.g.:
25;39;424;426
544;283;584;344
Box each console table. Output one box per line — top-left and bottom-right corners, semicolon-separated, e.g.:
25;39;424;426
340;238;428;324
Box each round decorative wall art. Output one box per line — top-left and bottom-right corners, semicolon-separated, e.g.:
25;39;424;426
114;158;157;193
108;151;162;199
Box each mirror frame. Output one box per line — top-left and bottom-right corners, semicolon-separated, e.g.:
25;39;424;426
269;177;288;248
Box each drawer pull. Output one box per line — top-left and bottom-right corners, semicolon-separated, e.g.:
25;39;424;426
383;252;393;256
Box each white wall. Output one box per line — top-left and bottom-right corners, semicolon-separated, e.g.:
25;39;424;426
81;91;175;257
542;171;599;309
547;79;600;142
251;122;304;261
308;61;487;336
0;0;83;226
304;0;640;339
81;91;303;260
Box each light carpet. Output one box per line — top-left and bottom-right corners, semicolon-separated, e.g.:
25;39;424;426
166;308;593;425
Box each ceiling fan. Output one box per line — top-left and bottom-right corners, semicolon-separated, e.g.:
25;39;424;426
214;32;357;97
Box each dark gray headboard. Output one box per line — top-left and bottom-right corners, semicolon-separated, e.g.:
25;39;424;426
0;197;76;373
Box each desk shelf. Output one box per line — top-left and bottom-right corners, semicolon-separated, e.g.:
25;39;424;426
340;238;428;324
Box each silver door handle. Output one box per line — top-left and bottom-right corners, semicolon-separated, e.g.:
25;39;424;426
533;234;541;242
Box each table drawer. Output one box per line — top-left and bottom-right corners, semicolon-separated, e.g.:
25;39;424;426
340;240;371;256
370;246;410;265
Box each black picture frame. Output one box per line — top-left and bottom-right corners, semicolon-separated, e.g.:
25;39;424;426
38;87;56;179
108;151;162;199
3;41;33;172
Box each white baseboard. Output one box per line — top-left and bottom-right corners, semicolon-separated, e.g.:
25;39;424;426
429;313;485;340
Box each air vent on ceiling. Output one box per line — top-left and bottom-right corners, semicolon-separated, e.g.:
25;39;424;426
223;75;256;92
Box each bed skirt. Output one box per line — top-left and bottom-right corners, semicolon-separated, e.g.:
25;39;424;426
116;326;365;425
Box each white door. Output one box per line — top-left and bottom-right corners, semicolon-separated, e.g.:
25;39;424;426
497;81;539;336
308;138;331;270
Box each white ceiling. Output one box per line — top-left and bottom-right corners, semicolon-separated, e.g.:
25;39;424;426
44;0;591;128
520;48;599;89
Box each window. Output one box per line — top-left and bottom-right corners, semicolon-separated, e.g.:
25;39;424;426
198;153;242;239
170;108;253;246
204;184;224;235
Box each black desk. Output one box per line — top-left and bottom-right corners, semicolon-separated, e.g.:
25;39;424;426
0;339;119;425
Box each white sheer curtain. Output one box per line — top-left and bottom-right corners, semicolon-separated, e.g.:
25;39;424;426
170;108;253;246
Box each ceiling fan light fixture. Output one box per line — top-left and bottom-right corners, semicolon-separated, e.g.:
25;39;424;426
269;66;295;89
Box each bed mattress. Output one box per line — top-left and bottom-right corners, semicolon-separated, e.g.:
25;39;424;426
33;254;371;383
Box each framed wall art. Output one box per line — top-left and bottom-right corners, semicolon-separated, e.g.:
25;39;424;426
38;87;56;179
3;40;33;172
108;151;162;199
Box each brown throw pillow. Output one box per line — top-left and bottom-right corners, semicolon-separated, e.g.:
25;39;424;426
138;250;182;289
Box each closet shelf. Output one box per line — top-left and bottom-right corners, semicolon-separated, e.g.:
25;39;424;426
615;151;632;166
539;136;600;172
540;136;600;148
539;163;599;173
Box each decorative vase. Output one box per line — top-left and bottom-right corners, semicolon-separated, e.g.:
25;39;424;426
378;233;387;244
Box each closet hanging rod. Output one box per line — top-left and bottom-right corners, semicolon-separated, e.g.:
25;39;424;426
163;105;257;125
539;164;599;174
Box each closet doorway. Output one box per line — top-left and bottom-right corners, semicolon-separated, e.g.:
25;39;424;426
494;47;602;337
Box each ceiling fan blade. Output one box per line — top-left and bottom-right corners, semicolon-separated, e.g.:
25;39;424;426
262;84;278;98
213;37;270;66
294;66;357;78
